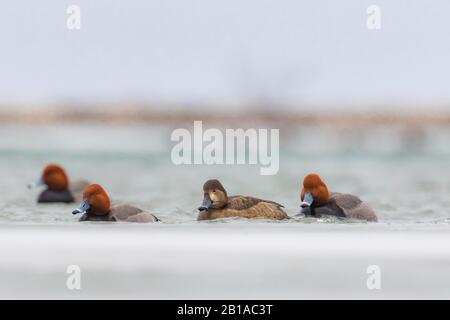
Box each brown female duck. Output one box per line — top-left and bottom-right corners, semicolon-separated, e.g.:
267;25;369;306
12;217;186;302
28;163;89;203
197;179;288;221
72;184;159;223
299;173;377;222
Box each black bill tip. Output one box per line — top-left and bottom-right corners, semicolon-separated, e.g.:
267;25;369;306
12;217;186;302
300;202;310;208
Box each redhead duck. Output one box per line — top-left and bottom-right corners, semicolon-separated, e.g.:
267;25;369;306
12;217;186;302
197;179;288;221
299;173;377;222
72;183;160;223
28;163;89;203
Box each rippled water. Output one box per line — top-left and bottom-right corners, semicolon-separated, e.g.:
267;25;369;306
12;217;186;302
0;123;449;298
1;123;449;224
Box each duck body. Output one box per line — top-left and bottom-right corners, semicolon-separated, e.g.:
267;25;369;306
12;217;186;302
38;189;74;203
79;204;160;223
300;192;377;222
198;195;288;220
73;184;159;223
31;164;90;204
37;180;90;204
197;179;288;221
299;173;377;222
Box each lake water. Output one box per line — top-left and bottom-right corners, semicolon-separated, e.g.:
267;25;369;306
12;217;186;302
0;123;449;299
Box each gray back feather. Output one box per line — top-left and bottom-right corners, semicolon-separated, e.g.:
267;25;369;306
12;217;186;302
330;192;377;222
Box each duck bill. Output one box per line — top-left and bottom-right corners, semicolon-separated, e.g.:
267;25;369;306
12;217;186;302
72;199;90;215
198;194;212;211
301;192;314;208
27;177;44;189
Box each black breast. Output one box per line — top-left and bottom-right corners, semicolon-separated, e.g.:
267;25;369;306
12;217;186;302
38;189;74;203
300;199;345;218
78;213;116;222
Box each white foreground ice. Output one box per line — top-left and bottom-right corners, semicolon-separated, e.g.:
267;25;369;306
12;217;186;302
0;223;449;299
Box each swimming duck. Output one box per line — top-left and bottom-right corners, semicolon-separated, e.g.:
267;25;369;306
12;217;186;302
197;179;288;220
72;183;160;222
299;173;377;222
28;163;89;203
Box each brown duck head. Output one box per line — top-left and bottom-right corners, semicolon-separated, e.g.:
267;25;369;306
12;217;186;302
28;163;70;191
72;183;111;216
300;173;329;208
198;179;228;211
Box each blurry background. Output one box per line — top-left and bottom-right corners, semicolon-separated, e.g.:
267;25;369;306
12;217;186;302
1;0;450;110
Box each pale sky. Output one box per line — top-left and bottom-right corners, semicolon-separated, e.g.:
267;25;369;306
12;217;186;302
1;0;450;110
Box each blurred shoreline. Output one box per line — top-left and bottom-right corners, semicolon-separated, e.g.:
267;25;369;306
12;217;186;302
1;104;450;128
